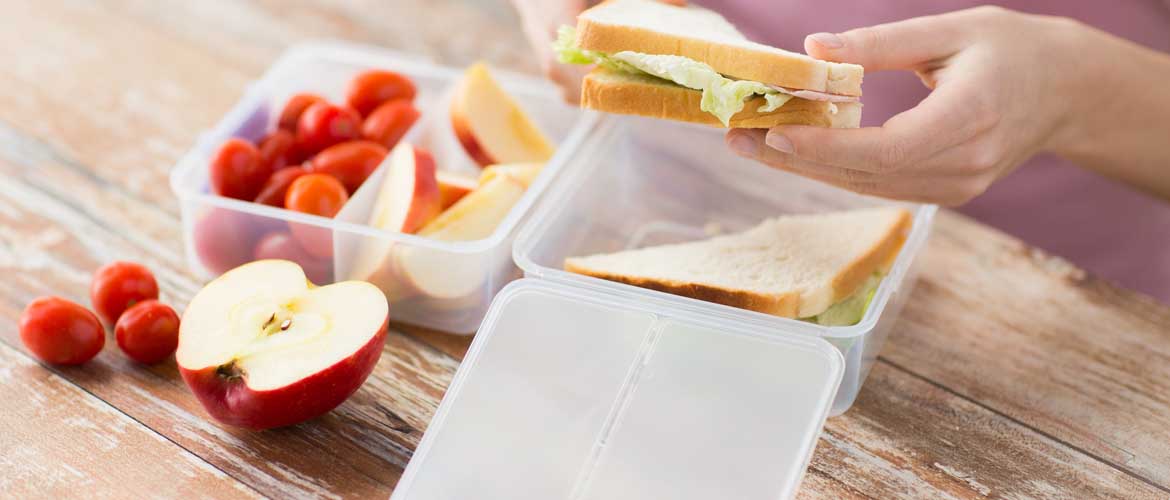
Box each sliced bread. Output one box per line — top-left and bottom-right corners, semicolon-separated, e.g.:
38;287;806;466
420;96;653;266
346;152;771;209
564;208;912;318
575;0;864;96
582;68;862;129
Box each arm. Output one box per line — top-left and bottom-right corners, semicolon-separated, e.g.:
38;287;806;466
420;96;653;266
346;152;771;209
724;7;1170;205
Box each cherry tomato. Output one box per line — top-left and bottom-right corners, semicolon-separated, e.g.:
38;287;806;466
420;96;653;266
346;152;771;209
285;174;349;218
254;165;309;207
278;93;326;131
114;300;180;364
258;129;295;171
295;102;362;158
346;70;417;116
361;100;420;149
285;174;348;258
91;261;159;325
253;232;334;284
209;138;272;201
20;297;104;365
308;140;387;193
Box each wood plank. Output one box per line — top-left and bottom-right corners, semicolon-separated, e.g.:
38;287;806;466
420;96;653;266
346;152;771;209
883;211;1170;486
0;341;261;499
800;361;1167;499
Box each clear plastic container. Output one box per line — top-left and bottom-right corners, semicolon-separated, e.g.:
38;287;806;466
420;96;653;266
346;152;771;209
170;42;597;334
513;116;937;415
392;278;844;500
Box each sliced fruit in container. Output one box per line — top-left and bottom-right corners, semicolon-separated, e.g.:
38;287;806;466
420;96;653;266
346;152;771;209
436;170;478;210
348;144;441;292
285;173;349;258
450;62;555;167
477;162;544;188
177;260;387;430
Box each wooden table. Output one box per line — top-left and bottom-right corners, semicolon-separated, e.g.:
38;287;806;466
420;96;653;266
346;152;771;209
2;1;1168;498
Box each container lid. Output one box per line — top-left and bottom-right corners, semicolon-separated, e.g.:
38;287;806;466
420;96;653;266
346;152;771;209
391;279;844;500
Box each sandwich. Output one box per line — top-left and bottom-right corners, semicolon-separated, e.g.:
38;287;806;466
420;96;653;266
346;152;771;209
553;0;864;128
564;208;911;326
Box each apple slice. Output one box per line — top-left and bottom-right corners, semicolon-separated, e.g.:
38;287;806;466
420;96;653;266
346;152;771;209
391;174;527;301
436;170;477;210
177;260;388;430
478;162;544;188
347;143;441;292
450;63;555;167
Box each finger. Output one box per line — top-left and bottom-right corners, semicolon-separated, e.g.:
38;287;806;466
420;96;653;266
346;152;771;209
727;129;981;205
766;79;995;173
656;0;687;5
804;14;967;71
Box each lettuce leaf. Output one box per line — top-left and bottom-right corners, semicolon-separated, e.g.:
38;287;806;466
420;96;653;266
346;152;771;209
553;26;791;126
808;274;882;327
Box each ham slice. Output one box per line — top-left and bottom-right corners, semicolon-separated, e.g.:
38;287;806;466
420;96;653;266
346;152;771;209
767;85;859;103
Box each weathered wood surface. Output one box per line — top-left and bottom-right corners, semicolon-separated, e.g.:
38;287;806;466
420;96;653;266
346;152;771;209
1;1;1168;498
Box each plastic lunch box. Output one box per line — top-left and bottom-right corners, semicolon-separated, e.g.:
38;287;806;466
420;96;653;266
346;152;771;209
170;42;597;334
174;43;936;499
391;117;935;499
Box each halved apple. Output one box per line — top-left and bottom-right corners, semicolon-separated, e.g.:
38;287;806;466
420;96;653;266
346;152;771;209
436;170;477;210
478;162;544;188
177;260;388;430
450;63;555;167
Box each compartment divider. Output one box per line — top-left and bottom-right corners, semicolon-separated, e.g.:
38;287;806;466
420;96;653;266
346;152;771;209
567;315;668;500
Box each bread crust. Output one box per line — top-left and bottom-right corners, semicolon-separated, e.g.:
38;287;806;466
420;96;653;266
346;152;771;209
564;261;801;317
805;208;912;318
576;3;864;96
582;69;861;129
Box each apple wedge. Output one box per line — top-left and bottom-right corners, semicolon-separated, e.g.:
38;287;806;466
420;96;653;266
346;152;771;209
436;170;477;210
450;63;555;167
478;162;544;188
390;174;528;301
177;260;388;430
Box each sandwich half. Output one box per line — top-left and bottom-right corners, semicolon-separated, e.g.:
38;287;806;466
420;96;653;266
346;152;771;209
554;0;865;128
564;208;912;326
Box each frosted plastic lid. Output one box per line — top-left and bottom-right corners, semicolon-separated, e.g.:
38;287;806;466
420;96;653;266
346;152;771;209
392;279;844;500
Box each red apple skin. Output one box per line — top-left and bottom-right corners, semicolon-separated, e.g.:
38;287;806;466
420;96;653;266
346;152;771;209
397;147;442;234
179;317;387;430
449;107;496;168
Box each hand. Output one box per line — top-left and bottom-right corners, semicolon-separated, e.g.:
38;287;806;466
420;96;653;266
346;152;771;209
511;0;686;103
725;7;1117;206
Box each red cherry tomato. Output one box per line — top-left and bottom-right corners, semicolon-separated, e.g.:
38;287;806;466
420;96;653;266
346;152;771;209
193;208;277;275
253;232;334;284
91;261;159;325
209;138;272;201
254;165;310;207
361;100;420;149
278;93;326;131
346;70;417;116
308;140;387;193
20;297;104;365
115;300;180;364
295;102;362;158
258;129;295;171
285;174;349;218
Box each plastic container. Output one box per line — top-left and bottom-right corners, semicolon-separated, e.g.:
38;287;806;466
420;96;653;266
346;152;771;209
392;278;844;500
170;42;597;334
513;116;937;415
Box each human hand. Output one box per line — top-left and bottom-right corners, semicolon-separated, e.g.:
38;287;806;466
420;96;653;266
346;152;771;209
724;7;1097;206
511;0;686;103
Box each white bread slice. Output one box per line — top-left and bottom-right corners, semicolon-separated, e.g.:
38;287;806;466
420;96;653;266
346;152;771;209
564;208;912;319
583;69;861;128
576;0;864;96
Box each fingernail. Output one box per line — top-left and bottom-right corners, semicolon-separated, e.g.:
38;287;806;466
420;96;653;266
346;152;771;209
728;133;758;157
808;32;843;49
765;131;794;154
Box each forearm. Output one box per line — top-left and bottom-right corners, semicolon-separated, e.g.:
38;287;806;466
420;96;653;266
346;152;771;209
1048;21;1170;200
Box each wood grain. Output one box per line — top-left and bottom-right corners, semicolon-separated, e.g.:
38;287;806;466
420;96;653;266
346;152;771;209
0;1;1168;499
0;342;261;499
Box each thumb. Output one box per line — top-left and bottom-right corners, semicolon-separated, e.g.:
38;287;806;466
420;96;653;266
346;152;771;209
804;15;966;71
